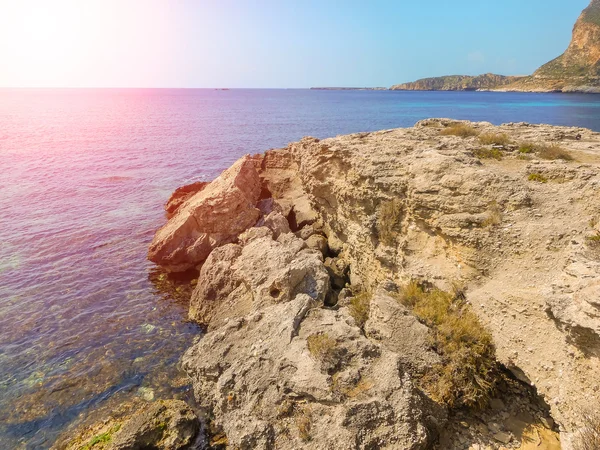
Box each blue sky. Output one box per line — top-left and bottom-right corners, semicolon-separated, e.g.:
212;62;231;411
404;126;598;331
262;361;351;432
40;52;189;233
0;0;590;88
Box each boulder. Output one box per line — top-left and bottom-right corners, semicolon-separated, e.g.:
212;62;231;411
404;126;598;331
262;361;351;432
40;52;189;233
324;257;349;290
364;286;441;373
164;181;208;217
54;400;199;450
305;234;328;255
110;400;199;450
258;211;291;239
148;156;262;272
182;295;445;450
189;233;330;329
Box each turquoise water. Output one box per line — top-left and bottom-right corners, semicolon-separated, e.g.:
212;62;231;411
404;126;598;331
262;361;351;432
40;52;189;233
1;89;599;449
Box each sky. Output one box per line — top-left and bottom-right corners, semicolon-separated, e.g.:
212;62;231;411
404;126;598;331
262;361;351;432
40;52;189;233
0;0;590;88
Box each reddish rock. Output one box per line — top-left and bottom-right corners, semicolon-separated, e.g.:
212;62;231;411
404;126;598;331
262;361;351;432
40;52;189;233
148;155;262;272
164;181;208;217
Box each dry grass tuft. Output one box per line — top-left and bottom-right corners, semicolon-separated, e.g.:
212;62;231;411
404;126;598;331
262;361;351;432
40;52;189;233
536;143;573;161
586;234;600;249
518;141;573;160
344;378;374;398
396;281;497;408
473;147;503;160
307;333;339;371
295;406;312;442
440;123;479;138
377;198;403;246
518;142;536;154
483;201;502;227
348;292;372;328
479;132;511;146
573;409;600;450
528;173;548;183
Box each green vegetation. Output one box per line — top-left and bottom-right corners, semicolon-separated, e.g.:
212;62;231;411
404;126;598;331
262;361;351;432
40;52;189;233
573;409;600;450
81;424;121;450
473;147;503;160
440;123;479;138
582;0;600;26
377;198;402;246
348;292;372;328
518;142;535;154
483;201;502;227
528;173;548;183
478;132;511;146
586;234;600;249
395;281;497;408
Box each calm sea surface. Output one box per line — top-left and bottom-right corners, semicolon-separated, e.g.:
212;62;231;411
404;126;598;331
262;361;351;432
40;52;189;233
1;89;600;448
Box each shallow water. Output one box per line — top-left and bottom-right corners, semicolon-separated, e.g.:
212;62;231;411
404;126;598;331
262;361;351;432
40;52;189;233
1;88;600;449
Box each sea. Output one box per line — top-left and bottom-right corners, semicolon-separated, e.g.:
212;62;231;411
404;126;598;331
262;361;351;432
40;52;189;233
1;88;600;449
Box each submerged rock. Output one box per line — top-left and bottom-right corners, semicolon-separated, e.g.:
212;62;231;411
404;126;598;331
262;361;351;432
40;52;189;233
54;400;200;450
111;400;199;449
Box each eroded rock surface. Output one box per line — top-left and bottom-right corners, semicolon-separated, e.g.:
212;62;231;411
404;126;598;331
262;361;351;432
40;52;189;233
149;118;600;448
164;181;209;217
54;400;200;450
148;156;262;272
272;119;600;444
189;232;330;329
182;294;445;450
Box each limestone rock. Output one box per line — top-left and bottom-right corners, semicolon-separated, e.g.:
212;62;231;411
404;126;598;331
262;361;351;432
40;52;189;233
110;400;199;450
258;211;291;238
148;156;262;272
305;234;328;255
324;257;349;290
189;233;330;329
275;119;600;439
182;295;445;450
164;181;208;217
364;287;441;372
54;400;199;450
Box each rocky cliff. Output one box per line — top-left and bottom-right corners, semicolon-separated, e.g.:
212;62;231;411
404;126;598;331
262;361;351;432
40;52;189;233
392;0;600;93
390;74;525;91
138;119;600;449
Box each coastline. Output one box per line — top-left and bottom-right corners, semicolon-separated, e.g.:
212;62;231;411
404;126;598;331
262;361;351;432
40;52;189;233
64;118;600;449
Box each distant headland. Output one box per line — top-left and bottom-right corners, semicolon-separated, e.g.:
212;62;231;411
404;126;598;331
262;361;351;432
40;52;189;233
310;87;387;91
394;0;600;93
317;0;600;94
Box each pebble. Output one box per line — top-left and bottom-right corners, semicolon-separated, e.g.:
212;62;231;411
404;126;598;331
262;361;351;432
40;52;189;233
493;431;512;444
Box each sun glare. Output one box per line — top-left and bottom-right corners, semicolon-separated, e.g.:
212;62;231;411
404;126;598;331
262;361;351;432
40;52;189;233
0;0;171;87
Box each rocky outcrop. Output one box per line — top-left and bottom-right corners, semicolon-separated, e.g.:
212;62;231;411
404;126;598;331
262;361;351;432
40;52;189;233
182;293;445;450
534;0;600;81
148;156;262;272
55;400;200;450
274;120;600;446
147;119;600;448
164;181;208;217
390;74;524;91
391;1;600;93
188;231;330;329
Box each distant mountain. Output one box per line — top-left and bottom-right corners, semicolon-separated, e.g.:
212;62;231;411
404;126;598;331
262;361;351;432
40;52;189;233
390;74;525;91
391;0;600;93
